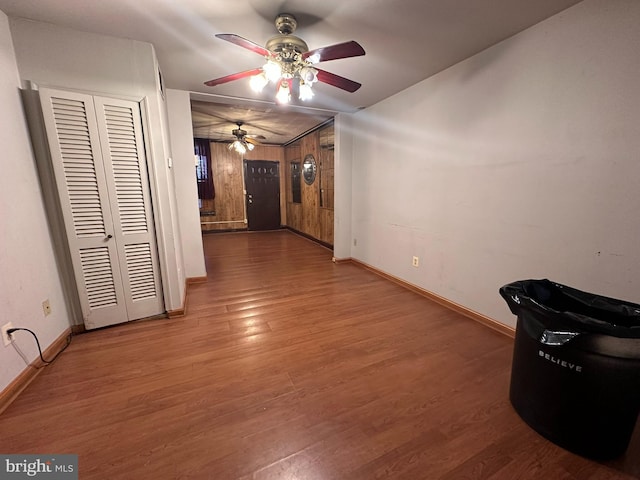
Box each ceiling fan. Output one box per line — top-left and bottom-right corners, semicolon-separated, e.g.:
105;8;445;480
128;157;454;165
205;13;365;103
228;121;264;155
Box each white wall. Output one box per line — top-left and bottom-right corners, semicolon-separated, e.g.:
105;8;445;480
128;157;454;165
350;0;640;328
166;89;206;279
333;113;354;260
0;11;71;392
9;18;187;311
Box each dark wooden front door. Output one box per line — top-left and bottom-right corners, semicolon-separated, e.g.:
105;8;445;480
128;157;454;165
244;160;281;231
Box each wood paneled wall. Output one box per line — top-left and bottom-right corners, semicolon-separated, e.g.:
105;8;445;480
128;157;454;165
198;125;333;245
200;143;286;232
284;124;334;246
200;143;245;232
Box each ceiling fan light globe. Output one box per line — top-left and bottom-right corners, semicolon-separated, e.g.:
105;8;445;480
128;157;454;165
299;82;314;101
307;53;321;64
250;73;268;92
263;60;282;83
230;139;246;155
300;66;318;84
276;82;291;104
247;142;255;151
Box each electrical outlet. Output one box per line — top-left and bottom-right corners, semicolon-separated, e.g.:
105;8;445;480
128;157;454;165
2;322;14;347
42;299;52;316
412;256;419;267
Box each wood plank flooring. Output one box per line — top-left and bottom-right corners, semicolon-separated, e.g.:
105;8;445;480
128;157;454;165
1;230;638;479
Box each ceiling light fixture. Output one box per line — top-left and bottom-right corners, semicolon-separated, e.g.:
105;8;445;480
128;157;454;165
229;139;252;155
205;14;366;100
249;53;318;104
275;80;292;104
298;81;314;101
246;14;320;104
228;122;257;155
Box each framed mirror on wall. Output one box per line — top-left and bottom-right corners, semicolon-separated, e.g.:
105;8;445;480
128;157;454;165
302;153;317;185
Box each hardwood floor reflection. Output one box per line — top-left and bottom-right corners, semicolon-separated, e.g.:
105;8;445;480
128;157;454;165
0;231;638;479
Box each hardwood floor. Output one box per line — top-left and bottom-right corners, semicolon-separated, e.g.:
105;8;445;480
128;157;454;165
1;230;638;479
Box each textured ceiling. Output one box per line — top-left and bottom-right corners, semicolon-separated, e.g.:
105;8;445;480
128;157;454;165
190;98;334;144
0;0;583;144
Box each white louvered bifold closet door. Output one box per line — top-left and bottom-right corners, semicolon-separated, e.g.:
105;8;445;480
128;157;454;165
94;97;163;320
39;88;163;329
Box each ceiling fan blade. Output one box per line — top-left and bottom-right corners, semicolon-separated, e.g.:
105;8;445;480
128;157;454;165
204;68;263;87
238;121;284;137
315;68;362;93
215;34;271;57
303;40;365;63
246;137;263;146
192;119;225;127
192;122;224;128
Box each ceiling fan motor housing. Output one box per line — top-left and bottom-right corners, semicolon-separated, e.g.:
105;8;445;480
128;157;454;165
265;34;309;57
265;14;311;79
232;122;248;139
274;13;297;35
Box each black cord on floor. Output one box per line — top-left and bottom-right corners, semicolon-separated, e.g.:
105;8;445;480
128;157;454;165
6;327;72;365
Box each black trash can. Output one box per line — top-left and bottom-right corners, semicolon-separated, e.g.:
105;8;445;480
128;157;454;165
499;279;640;460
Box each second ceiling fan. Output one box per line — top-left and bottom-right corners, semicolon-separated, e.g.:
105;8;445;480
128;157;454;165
228;122;263;155
205;13;365;103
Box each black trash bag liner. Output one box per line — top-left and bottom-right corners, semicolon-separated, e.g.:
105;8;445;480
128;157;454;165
500;279;640;460
500;279;640;339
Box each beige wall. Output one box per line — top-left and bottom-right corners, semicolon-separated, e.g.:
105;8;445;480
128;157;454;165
349;0;640;328
0;11;71;392
166;89;206;279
